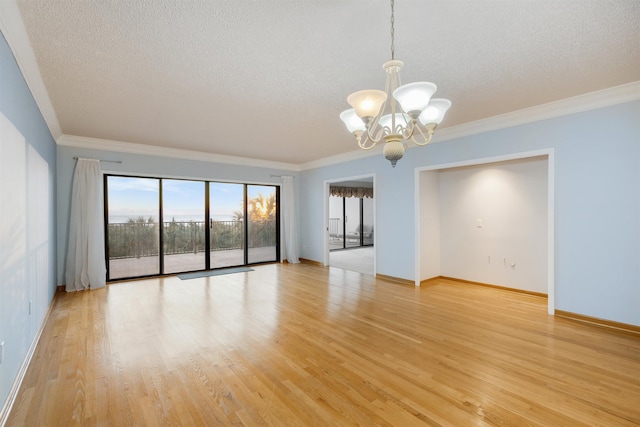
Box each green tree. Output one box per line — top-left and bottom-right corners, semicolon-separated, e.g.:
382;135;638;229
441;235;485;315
247;193;276;247
248;193;276;221
126;216;157;257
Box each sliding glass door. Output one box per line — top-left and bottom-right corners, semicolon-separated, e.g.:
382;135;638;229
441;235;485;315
210;182;245;268
362;197;374;246
105;175;279;281
163;179;206;274
329;194;374;251
247;185;278;264
105;176;160;280
345;197;361;248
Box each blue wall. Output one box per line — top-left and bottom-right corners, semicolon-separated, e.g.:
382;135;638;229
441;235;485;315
0;31;57;412
299;101;640;326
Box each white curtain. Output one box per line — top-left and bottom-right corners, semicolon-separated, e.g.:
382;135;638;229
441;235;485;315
282;176;299;263
65;158;106;291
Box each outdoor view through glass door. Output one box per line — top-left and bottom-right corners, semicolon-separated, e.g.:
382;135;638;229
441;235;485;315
329;195;373;251
105;175;279;281
247;185;278;264
106;176;160;280
163;179;205;274
210;182;244;268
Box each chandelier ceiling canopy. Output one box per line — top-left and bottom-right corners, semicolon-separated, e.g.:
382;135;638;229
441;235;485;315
340;0;451;167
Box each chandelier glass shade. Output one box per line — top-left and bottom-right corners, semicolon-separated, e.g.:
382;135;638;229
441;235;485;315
340;1;451;167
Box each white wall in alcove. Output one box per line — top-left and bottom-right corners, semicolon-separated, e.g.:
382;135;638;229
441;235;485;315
437;157;548;293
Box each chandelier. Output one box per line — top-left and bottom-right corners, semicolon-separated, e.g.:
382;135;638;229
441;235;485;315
340;0;451;167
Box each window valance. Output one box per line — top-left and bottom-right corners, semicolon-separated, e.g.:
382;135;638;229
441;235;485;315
330;186;373;199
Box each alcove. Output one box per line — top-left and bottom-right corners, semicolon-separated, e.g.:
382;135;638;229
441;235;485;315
416;151;554;313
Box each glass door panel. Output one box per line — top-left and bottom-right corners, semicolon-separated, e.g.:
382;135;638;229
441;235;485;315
362;197;374;246
162;179;205;274
210;182;245;268
106;176;160;280
247;185;278;264
345;197;361;248
329;195;344;250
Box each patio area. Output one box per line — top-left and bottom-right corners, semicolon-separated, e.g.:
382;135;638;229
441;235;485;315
109;247;276;279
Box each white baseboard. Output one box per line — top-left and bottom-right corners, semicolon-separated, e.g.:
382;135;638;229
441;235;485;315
0;293;57;427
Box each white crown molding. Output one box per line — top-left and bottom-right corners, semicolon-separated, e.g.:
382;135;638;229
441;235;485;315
302;80;640;171
299;143;384;171
430;81;640;144
0;0;62;140
56;134;301;172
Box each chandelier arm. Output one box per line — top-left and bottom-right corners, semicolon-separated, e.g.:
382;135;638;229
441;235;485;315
365;109;389;143
400;119;415;140
411;123;434;146
368;124;386;144
357;132;378;150
369;101;387;135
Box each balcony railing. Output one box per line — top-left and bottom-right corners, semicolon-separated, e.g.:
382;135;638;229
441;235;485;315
107;220;276;260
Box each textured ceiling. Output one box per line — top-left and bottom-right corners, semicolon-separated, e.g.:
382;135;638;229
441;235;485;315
13;0;640;165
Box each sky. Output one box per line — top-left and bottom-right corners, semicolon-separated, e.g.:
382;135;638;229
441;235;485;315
107;177;273;222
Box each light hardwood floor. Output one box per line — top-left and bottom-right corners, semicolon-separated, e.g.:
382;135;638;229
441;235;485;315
6;263;640;426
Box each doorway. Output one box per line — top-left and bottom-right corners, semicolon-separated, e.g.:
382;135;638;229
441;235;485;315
324;175;376;275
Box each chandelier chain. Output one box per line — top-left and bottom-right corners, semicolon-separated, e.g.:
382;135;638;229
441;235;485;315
390;0;395;60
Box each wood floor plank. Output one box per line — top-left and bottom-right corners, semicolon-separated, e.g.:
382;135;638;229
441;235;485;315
6;263;640;426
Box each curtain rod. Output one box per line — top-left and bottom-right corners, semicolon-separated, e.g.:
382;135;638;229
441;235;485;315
73;157;122;164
